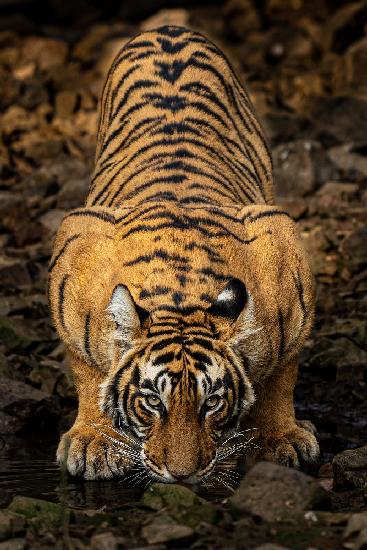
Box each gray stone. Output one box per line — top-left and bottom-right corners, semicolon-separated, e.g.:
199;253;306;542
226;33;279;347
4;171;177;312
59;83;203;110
273;140;316;197
254;545;290;550
343;513;367;550
328;144;367;179
0;539;26;550
230;462;328;522
333;446;367;489
141;513;194;545
0;512;11;542
90;532;118;550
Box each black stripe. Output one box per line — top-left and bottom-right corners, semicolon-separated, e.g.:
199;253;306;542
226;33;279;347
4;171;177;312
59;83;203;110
49;233;80;273
58;274;69;331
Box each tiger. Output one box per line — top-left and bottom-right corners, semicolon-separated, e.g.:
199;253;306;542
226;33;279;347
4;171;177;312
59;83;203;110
49;25;319;483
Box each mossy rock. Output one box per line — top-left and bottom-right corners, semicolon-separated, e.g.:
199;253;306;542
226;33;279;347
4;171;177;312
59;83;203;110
7;496;70;532
141;483;217;528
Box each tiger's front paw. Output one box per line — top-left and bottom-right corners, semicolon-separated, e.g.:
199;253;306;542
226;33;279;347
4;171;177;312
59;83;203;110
57;423;134;480
254;423;319;468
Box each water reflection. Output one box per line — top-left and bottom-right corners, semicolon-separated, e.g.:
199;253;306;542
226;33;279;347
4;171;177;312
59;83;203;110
0;437;232;510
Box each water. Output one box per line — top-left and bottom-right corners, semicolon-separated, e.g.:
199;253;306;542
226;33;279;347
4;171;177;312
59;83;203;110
0;438;144;510
0;437;231;510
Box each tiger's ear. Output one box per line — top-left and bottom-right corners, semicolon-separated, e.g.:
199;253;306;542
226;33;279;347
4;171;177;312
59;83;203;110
207;278;247;321
108;284;149;349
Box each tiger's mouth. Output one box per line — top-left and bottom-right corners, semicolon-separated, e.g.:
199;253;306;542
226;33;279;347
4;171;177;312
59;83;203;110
142;453;217;485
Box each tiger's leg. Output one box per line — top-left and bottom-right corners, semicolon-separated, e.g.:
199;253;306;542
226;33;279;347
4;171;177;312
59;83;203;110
57;355;132;480
249;360;319;467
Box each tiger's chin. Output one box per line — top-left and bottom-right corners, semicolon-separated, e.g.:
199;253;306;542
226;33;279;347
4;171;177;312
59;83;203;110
142;454;217;486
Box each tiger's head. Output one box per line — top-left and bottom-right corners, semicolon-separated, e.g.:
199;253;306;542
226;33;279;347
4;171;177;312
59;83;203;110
100;278;257;483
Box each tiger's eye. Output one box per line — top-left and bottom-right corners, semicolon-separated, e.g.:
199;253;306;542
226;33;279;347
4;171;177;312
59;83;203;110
206;395;220;409
146;395;161;408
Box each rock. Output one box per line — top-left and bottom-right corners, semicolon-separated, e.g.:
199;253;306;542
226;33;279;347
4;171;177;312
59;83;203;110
141;513;194;545
345;36;367;90
39;209;66;237
0;258;31;287
317;181;359;201
254;545;290;550
141;483;216;528
230;462;329;522
22;37;68;71
56;177;90;209
0;512;11;541
333;446;367;489
90;532;118;550
328;144;367;180
325;2;367;54
0;317;43;352
0;539;26;550
265;0;304;20
343;513;367;550
55;90;78;118
311;97;367;144
0;378;59;435
140;9;189;31
7;496;69;530
279;198;307;220
223;0;261;40
273;140;316;197
302;225;329;275
341;229;367;274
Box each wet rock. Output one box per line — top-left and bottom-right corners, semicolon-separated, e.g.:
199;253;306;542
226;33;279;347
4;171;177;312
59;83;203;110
333;446;367;490
141;483;216;528
0;378;59;435
90;531;118;550
343;513;367;550
230;462;329;522
141;513;194;545
7;496;69;530
273;140;316;197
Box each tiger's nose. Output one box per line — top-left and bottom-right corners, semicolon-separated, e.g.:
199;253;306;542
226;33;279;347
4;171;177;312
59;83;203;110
167;467;195;481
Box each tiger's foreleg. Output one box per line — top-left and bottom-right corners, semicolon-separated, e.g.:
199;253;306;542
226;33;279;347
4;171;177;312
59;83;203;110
57;355;132;480
249;360;319;468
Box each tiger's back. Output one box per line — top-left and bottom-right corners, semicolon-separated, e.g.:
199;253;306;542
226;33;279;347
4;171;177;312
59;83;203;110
89;25;273;209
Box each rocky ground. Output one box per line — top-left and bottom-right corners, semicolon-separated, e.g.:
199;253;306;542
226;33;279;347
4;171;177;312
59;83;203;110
0;0;366;548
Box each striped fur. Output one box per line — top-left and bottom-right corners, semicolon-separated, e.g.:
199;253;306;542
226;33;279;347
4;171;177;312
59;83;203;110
49;27;317;482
